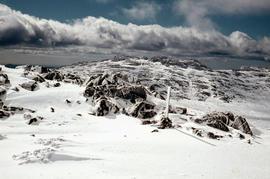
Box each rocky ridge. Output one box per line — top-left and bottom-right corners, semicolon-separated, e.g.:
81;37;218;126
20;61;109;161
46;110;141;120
1;56;268;141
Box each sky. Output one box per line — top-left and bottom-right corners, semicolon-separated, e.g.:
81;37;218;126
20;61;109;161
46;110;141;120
0;0;270;67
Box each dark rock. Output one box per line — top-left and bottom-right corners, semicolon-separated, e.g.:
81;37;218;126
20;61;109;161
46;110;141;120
50;107;55;112
95;98;119;116
84;86;95;97
158;117;173;129
207;122;229;132
151;129;159;133
130;101;156;119
20;81;38;91
118;86;147;103
28;118;38;125
77;113;82;116
192;128;203;137
12;87;20;92
231;116;253;135
139;111;157;119
66;99;71;104
2;105;23;112
0;74;10;85
27;109;36;113
64;74;83;85
0;87;7;99
141;120;157;125
33;75;45;83
0;110;10;118
181;108;187;114
239;133;245;140
40;66;50;74
44;71;64;81
207;132;223;140
54;83;61;87
197;112;253;135
0;100;3;109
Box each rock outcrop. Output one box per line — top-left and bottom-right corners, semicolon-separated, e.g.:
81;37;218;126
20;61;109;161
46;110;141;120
44;71;64;81
20;81;38;91
0;74;10;85
130;101;156;119
195;112;253;135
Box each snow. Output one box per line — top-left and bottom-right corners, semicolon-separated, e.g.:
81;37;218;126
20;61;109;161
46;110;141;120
1;60;270;179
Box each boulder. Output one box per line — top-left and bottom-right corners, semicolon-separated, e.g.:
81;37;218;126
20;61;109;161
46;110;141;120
130;101;156;119
84;86;95;97
0;100;3;109
33;75;45;83
119;86;147;103
40;66;50;74
195;112;253;135
54;83;61;87
0;87;7;100
64;74;83;85
44;71;64;81
207;132;223;140
0;110;10;118
95;98;119;116
158;117;173;129
20;81;38;91
2;105;23;112
28;118;38;125
231;116;253;135
0;74;10;85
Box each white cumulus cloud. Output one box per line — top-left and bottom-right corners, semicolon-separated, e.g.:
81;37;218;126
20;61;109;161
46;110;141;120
122;2;161;21
0;3;269;60
174;0;270;30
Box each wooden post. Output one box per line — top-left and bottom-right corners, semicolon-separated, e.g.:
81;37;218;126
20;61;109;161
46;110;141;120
165;86;171;118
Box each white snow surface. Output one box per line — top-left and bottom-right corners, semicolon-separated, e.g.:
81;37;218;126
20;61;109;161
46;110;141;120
1;57;270;179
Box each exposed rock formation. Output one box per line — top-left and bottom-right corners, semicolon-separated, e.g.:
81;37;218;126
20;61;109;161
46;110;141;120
44;71;64;81
130;101;156;119
95;97;119;116
195;112;253;135
20;81;38;91
158;117;173;129
33;75;45;83
0;74;10;85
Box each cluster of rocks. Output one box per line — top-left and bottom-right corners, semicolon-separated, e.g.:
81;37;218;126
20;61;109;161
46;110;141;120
23;65;84;87
83;72;160;119
82;71;253;139
195;112;253;135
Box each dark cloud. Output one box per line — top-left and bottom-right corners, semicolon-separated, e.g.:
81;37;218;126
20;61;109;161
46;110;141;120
0;3;269;60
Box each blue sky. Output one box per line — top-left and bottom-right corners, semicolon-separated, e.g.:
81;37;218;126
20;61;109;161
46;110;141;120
0;0;270;67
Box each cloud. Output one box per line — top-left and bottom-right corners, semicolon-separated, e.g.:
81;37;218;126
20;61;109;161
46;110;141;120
0;3;269;60
95;0;112;4
122;2;161;21
174;0;270;29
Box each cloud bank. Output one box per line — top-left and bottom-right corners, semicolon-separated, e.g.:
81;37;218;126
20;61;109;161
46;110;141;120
0;3;269;60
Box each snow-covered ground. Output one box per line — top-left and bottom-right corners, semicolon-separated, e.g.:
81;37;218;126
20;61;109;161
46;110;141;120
1;57;270;179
